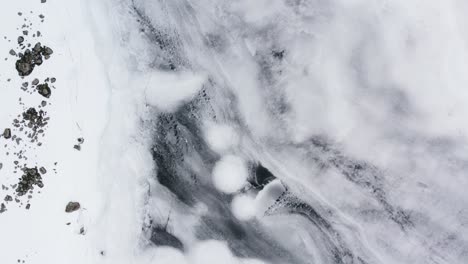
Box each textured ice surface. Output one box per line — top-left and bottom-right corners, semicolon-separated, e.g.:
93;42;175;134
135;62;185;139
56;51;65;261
1;0;468;263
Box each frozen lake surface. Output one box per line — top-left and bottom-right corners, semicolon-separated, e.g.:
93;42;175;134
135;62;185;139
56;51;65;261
1;0;468;263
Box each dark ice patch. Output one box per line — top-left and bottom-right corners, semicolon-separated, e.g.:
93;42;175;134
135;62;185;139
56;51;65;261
131;2;183;71
250;163;276;189
150;226;184;251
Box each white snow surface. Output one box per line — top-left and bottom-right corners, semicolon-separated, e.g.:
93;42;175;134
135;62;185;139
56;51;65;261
212;155;248;194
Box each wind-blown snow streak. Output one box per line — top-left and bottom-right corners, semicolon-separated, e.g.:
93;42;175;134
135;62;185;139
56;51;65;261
87;0;468;263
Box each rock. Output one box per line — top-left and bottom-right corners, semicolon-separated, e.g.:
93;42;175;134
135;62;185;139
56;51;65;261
15;43;53;76
39;167;46;174
37;83;51;98
41;46;53;56
41;0;46;3
17;36;24;44
77;138;84;144
16;167;44;196
0;163;2;170
9;49;16;56
0;203;6;213
32;78;39;85
74;145;81;151
3;128;11;139
15;51;35;76
4;195;13;202
33;42;42;53
65;201;80;213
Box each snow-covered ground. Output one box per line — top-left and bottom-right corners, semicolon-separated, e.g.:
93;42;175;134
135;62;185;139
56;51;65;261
1;0;468;263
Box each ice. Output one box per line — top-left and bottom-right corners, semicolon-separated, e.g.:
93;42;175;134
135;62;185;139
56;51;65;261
1;0;468;263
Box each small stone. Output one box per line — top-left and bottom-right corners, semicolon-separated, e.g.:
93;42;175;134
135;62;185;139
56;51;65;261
17;36;24;44
39;14;45;19
0;163;2;170
41;0;46;3
22;30;28;36
3;128;11;139
18;12;22;16
39;167;46;174
25;204;30;209
80;227;86;235
51;77;56;83
32;78;39;85
33;42;41;52
41;46;53;56
77;138;84;144
65;201;80;213
0;203;6;213
37;83;51;98
4;195;13;202
22;82;28;88
9;49;16;56
41;101;47;107
74;145;81;151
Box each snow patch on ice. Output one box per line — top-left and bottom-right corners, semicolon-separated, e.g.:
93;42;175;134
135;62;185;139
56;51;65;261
203;122;240;154
231;194;256;221
144;71;206;112
255;180;286;217
212;155;248;194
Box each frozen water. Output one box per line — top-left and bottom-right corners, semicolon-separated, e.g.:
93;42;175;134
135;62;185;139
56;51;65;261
1;0;468;264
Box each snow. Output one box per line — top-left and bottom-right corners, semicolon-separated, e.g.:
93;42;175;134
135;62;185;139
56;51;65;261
254;180;286;217
231;194;256;221
211;155;248;194
1;0;468;263
144;71;206;112
203;122;240;154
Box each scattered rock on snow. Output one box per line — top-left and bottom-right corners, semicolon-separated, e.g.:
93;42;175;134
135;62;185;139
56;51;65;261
16;167;44;196
39;167;46;174
15;42;53;76
37;83;51;98
3;128;11;139
65;201;80;213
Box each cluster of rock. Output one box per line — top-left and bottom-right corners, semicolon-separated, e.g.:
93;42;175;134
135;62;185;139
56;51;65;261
15;42;53;76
